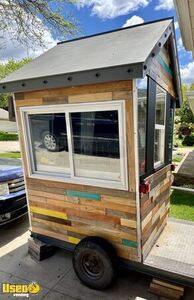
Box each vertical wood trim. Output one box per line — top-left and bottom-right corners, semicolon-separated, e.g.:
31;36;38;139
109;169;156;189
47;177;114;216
126;92;136;192
133;79;141;262
20;109;33;177
118;101;128;190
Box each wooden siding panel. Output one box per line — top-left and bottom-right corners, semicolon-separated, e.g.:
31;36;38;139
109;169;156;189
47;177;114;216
149;46;176;98
140;165;172;260
15;80;139;261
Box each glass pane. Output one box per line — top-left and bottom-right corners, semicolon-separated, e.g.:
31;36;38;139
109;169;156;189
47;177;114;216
154;128;165;165
154;85;166;167
71;110;120;181
168;108;174;163
28;113;70;174
155;86;166;125
137;78;147;176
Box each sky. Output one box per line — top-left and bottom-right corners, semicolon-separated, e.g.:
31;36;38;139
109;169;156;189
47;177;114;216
0;0;193;84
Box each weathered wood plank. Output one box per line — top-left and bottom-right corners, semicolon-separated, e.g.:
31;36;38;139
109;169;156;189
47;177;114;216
68;92;112;103
21;81;132;102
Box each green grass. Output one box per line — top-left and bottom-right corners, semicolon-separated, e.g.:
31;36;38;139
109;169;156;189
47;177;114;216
0;132;18;141
170;190;194;222
0;152;21;159
172;155;184;163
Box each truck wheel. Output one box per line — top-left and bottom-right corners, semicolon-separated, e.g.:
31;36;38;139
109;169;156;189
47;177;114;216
42;132;59;152
73;237;116;290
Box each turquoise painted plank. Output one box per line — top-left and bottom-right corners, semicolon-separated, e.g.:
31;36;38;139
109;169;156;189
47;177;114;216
65;190;101;201
157;55;173;77
122;239;138;248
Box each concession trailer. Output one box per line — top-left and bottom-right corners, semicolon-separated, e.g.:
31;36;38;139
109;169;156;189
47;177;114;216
1;18;194;289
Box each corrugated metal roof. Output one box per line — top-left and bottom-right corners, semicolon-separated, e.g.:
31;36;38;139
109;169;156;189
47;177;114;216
0;19;172;85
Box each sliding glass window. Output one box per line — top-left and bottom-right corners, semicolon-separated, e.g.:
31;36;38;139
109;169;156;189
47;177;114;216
154;85;166;168
21;101;128;190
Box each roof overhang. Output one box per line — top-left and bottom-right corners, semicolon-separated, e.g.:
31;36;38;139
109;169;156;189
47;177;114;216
0;63;143;94
174;0;194;58
186;91;194;114
0;18;182;108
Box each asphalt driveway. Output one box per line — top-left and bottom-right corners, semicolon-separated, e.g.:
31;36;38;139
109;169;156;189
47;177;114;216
0;216;193;299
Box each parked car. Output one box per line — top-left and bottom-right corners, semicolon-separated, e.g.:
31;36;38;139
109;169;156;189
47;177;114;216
0;158;27;226
30;111;120;158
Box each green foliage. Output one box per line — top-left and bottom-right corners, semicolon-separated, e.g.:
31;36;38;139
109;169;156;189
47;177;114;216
0;0;78;48
170;190;194;222
0;58;31;108
176;84;194;123
174;84;194;147
0;152;21;159
0;132;18;141
172;155;184;163
182;135;194;146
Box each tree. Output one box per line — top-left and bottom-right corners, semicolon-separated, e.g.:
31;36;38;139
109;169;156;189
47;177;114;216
176;84;194;123
0;58;31;108
0;0;78;49
174;84;194;146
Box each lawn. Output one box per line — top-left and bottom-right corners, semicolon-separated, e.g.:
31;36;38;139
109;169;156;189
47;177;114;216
0;132;18;141
172;155;184;163
170;190;194;222
0;152;21;159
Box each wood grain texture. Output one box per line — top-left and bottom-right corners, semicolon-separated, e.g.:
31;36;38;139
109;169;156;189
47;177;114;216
14;80;139;262
149;45;176;98
140;165;172;260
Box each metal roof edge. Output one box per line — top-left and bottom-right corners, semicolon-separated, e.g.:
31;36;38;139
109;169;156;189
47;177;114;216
57;17;174;46
142;18;182;107
0;63;144;94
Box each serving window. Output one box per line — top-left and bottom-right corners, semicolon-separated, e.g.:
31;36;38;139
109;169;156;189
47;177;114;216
154;85;166;168
21;100;128;190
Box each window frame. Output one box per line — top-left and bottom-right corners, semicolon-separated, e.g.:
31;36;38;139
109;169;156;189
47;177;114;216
20;100;128;191
154;87;167;168
140;77;175;181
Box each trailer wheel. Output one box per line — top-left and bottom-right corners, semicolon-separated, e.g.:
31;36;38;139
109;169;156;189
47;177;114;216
73;237;116;290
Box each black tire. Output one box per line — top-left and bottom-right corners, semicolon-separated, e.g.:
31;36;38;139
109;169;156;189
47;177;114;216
73;237;116;290
42;131;59;152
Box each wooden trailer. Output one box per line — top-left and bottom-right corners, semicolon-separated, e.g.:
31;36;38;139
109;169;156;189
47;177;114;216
1;18;193;289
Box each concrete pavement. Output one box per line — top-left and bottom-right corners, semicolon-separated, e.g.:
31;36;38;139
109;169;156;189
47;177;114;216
0;216;166;300
0;218;193;299
0;141;20;153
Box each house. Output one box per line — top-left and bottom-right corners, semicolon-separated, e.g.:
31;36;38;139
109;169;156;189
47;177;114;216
0;108;17;132
174;0;194;112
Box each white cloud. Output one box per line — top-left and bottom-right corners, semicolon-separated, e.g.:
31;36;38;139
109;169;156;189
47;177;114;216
122;15;144;27
155;0;174;11
77;0;150;19
174;21;179;30
0;26;57;62
180;62;194;83
177;37;184;52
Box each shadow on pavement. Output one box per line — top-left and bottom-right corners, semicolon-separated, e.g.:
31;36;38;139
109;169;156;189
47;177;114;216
0;215;29;248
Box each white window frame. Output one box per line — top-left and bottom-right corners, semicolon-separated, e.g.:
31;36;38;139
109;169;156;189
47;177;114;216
20;100;128;190
154;87;166;168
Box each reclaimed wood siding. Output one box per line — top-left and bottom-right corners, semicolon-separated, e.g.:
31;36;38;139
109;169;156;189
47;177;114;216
150;45;176;98
15;80;140;262
140;165;172;260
